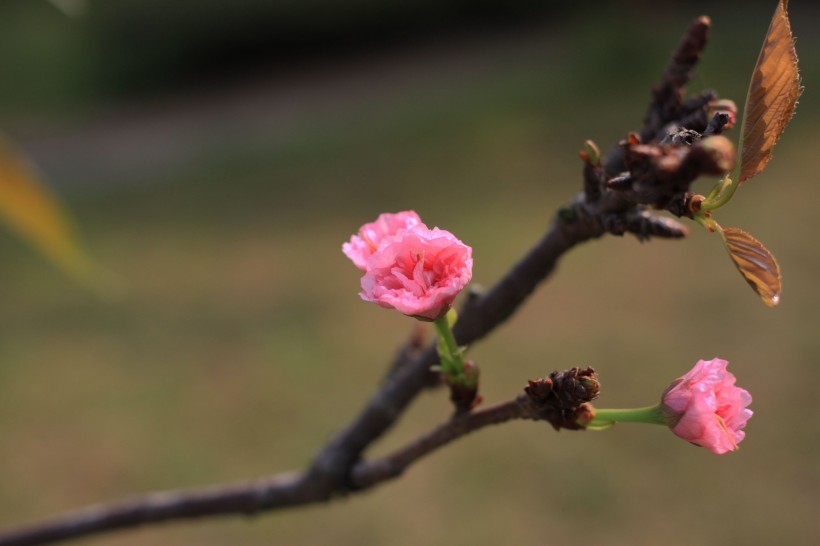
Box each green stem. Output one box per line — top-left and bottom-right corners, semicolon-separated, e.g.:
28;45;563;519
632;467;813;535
693;213;721;233
433;315;463;376
701;175;739;211
589;404;666;427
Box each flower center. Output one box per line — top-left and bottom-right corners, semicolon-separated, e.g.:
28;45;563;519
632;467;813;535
713;413;738;451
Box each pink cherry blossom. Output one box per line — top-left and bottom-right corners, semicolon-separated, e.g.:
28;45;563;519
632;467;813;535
661;358;753;455
342;211;423;271
359;224;472;320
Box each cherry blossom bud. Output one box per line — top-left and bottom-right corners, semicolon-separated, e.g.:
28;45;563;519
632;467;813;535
661;358;752;454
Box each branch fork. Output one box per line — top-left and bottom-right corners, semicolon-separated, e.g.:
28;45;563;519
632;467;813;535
0;13;742;546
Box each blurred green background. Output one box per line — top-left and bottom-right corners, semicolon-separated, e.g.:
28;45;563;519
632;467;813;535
1;1;819;544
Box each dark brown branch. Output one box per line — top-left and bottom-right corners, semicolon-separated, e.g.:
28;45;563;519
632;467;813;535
605;15;712;175
311;18;719;476
0;15;718;546
351;396;535;488
0;473;322;546
307;198;606;490
0;174;660;546
0;398;538;546
643;15;712;142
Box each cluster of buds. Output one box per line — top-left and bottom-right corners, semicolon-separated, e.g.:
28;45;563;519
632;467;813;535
524;367;600;430
607;131;736;215
579;98;737;219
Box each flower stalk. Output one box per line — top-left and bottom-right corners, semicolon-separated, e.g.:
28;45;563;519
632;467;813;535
589;404;666;427
433;310;473;387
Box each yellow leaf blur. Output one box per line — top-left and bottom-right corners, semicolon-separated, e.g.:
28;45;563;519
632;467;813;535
0;134;94;282
738;0;802;184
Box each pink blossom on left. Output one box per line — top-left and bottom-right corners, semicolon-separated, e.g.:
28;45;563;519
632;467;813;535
343;212;472;321
342;211;423;271
360;225;472;320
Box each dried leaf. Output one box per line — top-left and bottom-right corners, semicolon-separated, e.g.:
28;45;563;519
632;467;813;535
720;227;781;307
0;135;94;281
739;0;802;184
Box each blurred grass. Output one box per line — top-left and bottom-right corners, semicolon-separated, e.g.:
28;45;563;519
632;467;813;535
1;2;820;545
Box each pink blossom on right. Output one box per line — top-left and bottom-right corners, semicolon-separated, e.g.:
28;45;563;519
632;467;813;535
342;211;423;271
661;358;753;454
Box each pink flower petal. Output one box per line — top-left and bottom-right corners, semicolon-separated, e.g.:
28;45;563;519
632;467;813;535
342;211;423;271
662;358;753;455
357;221;472;320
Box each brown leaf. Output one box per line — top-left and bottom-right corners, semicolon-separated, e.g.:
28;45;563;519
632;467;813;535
739;0;802;184
721;227;781;307
0;135;94;281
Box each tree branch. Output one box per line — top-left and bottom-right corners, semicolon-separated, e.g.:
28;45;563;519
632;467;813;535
0;14;716;546
306;201;605;490
0;398;538;546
